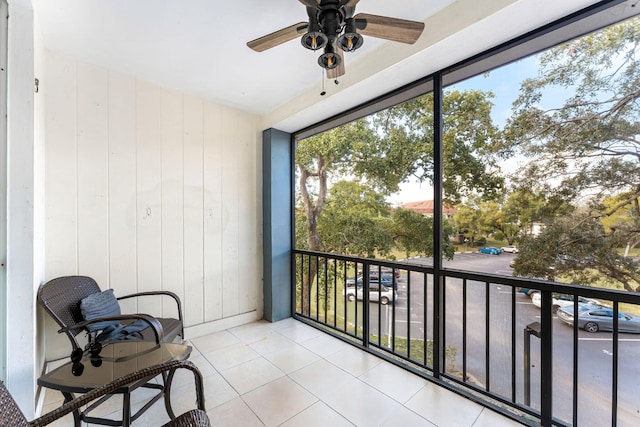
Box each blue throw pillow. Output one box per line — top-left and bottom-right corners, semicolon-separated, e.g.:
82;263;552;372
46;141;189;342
80;289;121;332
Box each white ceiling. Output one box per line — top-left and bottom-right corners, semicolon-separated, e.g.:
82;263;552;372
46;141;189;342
33;0;601;132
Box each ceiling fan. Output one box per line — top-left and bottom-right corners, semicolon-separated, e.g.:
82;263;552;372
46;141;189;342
247;0;425;78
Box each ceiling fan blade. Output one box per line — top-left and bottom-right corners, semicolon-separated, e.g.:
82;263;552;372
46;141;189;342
354;13;425;44
327;44;345;79
247;22;309;52
344;0;361;7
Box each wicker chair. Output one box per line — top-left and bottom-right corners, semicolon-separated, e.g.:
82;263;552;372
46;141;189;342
38;276;184;349
0;360;210;426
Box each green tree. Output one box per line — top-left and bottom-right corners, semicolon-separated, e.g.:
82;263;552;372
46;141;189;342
452;204;486;246
492;188;573;244
316;180;394;257
600;192;640;257
504;17;640;208
390;208;456;258
297;120;379;253
297;90;503;311
372;90;505;205
514;212;640;291
503;18;640;289
452;198;502;246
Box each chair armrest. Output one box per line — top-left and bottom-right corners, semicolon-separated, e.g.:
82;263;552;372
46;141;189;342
58;314;164;344
30;360;205;427
117;291;184;323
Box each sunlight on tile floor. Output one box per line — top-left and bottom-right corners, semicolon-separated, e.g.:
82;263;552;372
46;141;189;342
42;318;524;426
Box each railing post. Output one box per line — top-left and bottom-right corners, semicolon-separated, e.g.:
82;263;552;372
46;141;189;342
362;263;370;348
432;72;444;379
540;290;553;426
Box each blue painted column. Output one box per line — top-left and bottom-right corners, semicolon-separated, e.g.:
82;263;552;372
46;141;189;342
262;128;292;322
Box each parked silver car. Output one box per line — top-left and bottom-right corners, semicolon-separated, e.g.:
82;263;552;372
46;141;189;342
344;283;396;305
530;292;607;313
557;305;640;333
346;272;397;290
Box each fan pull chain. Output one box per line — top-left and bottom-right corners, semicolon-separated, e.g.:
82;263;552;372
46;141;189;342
320;68;326;96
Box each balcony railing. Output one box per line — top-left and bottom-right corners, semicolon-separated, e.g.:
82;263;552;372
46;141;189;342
292;249;640;427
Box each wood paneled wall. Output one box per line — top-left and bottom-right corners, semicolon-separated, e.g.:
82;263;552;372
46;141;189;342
43;51;261;357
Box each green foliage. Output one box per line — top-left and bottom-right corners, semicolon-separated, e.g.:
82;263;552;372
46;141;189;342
452;204;486;245
503;17;640;205
318;181;394;257
390;208;456;259
504;18;640;291
514;212;640;291
296;88;503;260
372;90;505;204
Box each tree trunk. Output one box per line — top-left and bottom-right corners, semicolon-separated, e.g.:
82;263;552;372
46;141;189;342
298;157;328;315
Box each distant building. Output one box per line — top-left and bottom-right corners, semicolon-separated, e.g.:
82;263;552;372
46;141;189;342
401;200;456;218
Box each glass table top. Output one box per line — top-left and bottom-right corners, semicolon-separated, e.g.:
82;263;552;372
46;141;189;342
38;341;192;393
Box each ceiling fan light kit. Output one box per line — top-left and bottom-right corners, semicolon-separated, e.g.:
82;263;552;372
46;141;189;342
336;18;363;52
318;42;341;69
247;0;425;77
300;18;328;50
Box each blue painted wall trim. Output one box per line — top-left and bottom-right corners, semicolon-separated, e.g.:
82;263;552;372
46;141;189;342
262;128;292;322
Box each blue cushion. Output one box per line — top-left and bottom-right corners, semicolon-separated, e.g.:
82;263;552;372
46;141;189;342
80;289;121;332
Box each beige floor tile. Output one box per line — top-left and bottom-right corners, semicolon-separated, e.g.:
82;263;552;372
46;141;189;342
207;397;265;427
228;321;275;344
187;354;217;377
220;357;284;395
243;376;317;427
202;373;239;410
168;355;216;390
472;408;523;427
43;388;65;405
203;342;260;371
289;359;352;399
37;410;81;427
321;376;402;427
300;333;352;357
191;330;240;354
129;399;172;426
266;317;300;331
36;320;533;427
325;345;383;377
248;331;299;356
262;344;320;374
275;323;324;343
406;382;484;427
358;361;427;403
279;401;355;427
381;406;437;427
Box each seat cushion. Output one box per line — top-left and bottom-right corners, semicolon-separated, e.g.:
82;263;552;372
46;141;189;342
80;289;121;332
140;318;183;343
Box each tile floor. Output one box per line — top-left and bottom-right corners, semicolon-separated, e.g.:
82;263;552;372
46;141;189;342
42;318;523;426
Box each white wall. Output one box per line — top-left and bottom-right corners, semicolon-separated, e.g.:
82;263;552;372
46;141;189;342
5;0;39;418
43;50;263;360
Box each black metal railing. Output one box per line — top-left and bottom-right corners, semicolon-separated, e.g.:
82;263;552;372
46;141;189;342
292;249;640;427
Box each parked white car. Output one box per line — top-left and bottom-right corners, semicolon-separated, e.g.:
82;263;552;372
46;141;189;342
530;292;608;313
501;245;519;253
344;283;396;305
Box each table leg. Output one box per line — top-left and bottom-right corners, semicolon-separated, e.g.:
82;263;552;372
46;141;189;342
123;390;132;426
61;392;81;427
